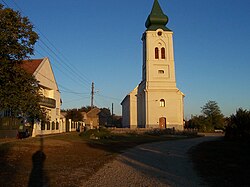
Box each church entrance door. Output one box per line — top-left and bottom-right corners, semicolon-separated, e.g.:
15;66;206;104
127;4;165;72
159;117;166;129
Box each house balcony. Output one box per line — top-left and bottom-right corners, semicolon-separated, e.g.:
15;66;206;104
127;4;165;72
39;97;56;108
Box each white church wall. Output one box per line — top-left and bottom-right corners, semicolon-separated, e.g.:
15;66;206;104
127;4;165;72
146;89;184;130
130;92;138;129
121;96;130;128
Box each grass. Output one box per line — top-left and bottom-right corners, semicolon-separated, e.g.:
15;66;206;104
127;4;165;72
0;129;193;187
189;138;250;187
0;133;114;187
78;128;194;153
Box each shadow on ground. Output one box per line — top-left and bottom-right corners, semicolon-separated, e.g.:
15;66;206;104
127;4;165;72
85;136;222;186
0;142;19;186
28;136;50;187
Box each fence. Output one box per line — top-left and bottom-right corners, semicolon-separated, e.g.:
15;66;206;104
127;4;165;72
32;119;85;137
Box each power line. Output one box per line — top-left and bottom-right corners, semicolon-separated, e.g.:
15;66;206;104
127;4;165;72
2;0;97;109
60;90;89;95
93;98;101;108
1;0;8;7
37;39;91;87
35;29;92;85
34;51;77;92
34;70;90;105
8;0;92;89
36;43;90;90
2;0;89;90
63;96;90;104
96;93;121;101
22;59;80;94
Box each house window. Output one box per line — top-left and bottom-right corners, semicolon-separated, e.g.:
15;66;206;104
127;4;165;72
160;99;165;107
41;122;45;130
47;122;50;130
52;121;55;130
161;47;165;59
56;121;59;130
155;47;159;59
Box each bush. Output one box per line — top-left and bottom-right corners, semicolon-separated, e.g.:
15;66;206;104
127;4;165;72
144;128;198;137
186;115;213;132
225;108;250;140
79;128;112;140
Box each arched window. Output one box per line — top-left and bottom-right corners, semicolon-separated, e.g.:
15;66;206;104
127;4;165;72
161;47;165;59
155;47;159;59
160;99;165;107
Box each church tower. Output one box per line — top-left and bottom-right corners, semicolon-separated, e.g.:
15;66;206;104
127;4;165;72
122;0;184;130
142;0;176;88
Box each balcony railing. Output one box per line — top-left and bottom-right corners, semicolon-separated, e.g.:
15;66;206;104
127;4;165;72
39;97;56;108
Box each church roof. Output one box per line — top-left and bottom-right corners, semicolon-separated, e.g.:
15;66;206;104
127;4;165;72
145;0;171;31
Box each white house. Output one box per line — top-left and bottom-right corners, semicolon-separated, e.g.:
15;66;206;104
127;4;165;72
22;57;63;136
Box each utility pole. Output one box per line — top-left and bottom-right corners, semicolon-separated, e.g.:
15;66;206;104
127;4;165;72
111;103;114;116
91;82;94;108
111;103;114;126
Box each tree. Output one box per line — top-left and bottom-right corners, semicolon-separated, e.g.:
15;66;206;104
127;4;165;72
0;4;41;122
201;100;225;130
226;108;250;140
186;101;225;132
186;115;207;131
65;109;83;121
0;4;38;62
112;115;122;128
0;65;41;117
98;108;112;127
79;106;92;113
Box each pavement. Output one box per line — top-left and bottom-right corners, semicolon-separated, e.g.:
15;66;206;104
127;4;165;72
81;135;222;187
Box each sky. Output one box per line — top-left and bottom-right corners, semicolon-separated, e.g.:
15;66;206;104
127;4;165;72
2;0;250;118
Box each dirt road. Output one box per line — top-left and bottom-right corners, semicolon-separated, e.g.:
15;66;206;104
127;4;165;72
81;135;222;187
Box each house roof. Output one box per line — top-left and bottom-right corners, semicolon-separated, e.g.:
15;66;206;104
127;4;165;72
145;0;170;31
21;59;44;75
81;112;88;120
21;57;60;92
87;108;101;118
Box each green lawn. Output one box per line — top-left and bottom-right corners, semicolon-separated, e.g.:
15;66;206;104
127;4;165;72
0;129;195;187
189;139;250;187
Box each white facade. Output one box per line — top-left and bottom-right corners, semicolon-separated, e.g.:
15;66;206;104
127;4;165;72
121;86;138;129
27;57;62;136
33;57;61;123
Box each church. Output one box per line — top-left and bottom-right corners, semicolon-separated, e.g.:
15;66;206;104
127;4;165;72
121;0;184;130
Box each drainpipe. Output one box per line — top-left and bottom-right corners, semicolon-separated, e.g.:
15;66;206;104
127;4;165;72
145;89;149;128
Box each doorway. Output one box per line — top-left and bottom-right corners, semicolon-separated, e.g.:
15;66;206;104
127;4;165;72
159;117;166;129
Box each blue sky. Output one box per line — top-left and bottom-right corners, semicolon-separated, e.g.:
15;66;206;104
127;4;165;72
2;0;250;118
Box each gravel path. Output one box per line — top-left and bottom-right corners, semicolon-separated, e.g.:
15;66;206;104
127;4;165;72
81;135;222;187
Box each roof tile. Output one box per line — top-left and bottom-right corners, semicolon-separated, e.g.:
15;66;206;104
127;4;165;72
21;59;43;74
